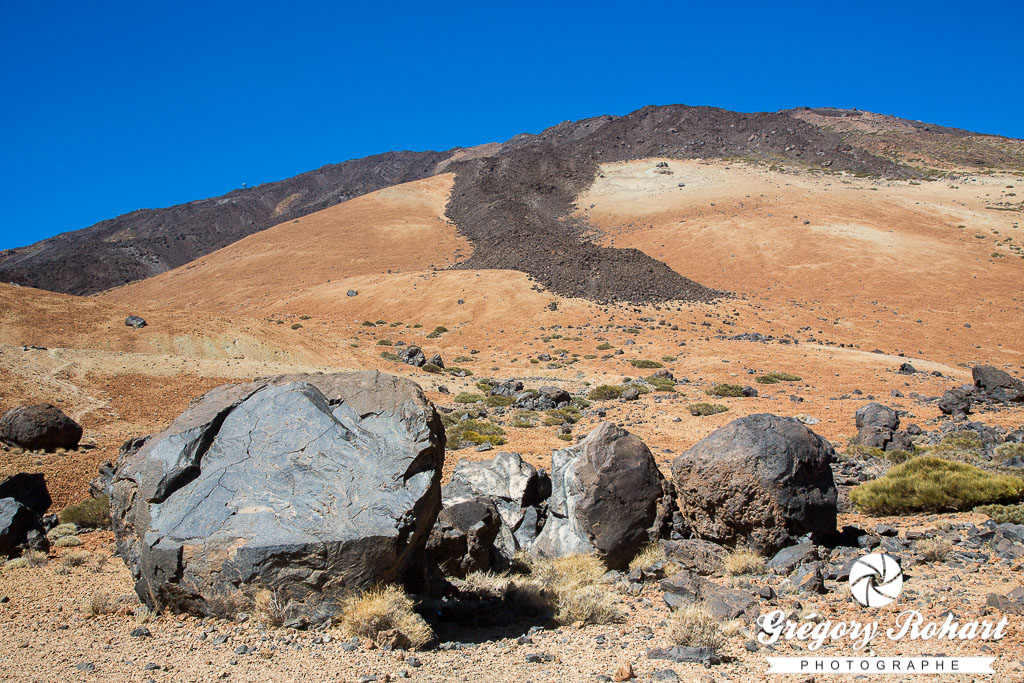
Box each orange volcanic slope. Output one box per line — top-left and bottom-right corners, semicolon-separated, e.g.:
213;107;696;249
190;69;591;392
103;173;468;313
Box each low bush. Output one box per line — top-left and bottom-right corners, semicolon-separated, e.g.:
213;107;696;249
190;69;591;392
646;376;676;392
83;589;115;616
588;385;624;400
484;395;514;408
443;416;507;449
524;554;624;626
421;363;442;374
445;367;473;376
454;392;484;404
755;372;802;384
338;585;434;649
997;443;1024;461
543;408;580;426
596;343;613;350
630;359;663;369
850;456;1024;514
376;339;392;346
975;503;1024;524
688;403;728;417
59;496;111;529
706;384;747;398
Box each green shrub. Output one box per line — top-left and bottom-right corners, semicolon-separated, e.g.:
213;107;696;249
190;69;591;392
443;418;507;449
688;403;728;417
647;376;676;392
290;323;303;330
630;359;663;369
454;392;484;404
661;356;676;362
445;367;473;376
376;339;393;346
927;431;984;461
588;385;624;400
755;372;802;384
997;443;1024;461
543;408;580;426
596;343;613;350
362;321;376;327
475;380;495;392
59;496;111;529
706;384;747;398
380;351;399;361
421;363;442;374
485;395;514;408
975;503;1024;524
850;457;1024;514
557;433;573;442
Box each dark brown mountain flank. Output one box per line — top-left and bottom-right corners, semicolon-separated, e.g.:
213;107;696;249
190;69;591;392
3;104;1020;302
0;151;452;295
444;105;908;303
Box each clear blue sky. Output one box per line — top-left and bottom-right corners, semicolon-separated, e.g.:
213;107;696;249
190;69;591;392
2;1;1022;250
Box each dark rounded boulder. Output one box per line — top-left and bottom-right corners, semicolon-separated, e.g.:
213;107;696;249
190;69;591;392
0;404;82;451
533;422;677;570
973;366;1024;403
671;414;837;554
110;371;445;618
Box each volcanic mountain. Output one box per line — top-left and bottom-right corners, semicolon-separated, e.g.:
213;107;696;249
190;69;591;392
4;104;1021;302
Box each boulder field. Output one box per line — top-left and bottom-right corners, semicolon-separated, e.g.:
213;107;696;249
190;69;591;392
105;371;839;618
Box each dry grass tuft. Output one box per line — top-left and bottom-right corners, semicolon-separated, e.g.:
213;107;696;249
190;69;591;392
83;590;114;616
522;554;623;625
62;550;91;568
337;585;434;650
628;544;666;573
252;589;288;627
915;537;954;562
723;549;765;575
53;535;83;548
669;602;725;651
47;522;78;540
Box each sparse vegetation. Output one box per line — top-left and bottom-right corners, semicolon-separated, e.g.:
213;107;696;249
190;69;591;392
421;363;442;374
484;395;514;408
442;415;507;448
454;392;484;404
543;407;580;425
83;589;115;616
723;549;764;575
337;585;434;649
630;359;663;369
628;544;678;574
596;343;613;350
669;602;725;651
646;375;676;392
850;456;1024;514
523;554;624;626
59;496;111;529
915;537;953;562
706;383;747;398
976;503;1024;524
755;371;802;384
63;550;91;568
588;384;624;400
253;589;288;627
688;402;728;416
53;535;83;548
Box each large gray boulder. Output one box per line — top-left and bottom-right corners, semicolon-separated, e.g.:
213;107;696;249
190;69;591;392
533;422;676;570
851;403;909;452
973;366;1024;403
671;414;837;554
110;371;445;618
442;451;550;567
0;404;82;451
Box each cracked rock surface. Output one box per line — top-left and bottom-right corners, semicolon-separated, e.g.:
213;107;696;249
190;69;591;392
110;371;444;618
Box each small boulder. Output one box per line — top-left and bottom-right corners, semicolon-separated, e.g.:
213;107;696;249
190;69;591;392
0;497;47;557
0;404;82;451
124;315;147;329
398;346;426;367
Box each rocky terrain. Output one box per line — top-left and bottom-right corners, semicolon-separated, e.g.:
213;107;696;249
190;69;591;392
0;105;1023;681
